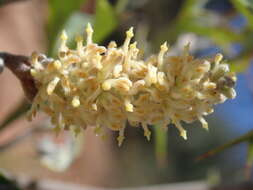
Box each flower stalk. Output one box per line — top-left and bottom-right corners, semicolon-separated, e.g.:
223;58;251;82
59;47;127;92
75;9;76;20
0;52;37;102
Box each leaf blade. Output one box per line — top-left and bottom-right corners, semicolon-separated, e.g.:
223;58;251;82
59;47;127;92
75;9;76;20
48;0;87;55
93;0;118;43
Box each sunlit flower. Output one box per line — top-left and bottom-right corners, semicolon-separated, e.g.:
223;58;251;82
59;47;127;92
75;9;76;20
28;23;236;146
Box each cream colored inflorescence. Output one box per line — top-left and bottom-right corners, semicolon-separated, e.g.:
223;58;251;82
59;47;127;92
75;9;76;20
28;23;236;146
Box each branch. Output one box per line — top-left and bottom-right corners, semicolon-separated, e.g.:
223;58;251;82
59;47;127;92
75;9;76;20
0;52;37;102
0;57;4;73
0;124;38;153
0;99;30;130
0;0;28;6
197;130;253;161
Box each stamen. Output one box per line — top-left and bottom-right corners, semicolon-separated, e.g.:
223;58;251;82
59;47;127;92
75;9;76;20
72;96;80;108
124;99;133;112
142;123;151;141
60;30;68;52
123;27;134;53
86;23;93;45
75;34;84;55
117;126;125;146
198;116;208;130
174;120;187;140
158;42;168;69
47;77;60;95
215;53;223;64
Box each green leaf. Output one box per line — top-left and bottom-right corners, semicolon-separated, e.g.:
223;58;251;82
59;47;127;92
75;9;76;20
48;0;87;54
154;126;168;167
197;130;253;161
177;0;202;20
179;21;242;48
49;0;118;56
93;0;118;43
50;12;93;57
230;56;251;73
231;0;253;30
235;0;253;9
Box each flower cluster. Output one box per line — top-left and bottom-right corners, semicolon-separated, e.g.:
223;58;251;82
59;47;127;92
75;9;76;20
28;23;236;145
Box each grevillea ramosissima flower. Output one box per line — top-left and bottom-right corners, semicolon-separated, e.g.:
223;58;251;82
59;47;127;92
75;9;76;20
28;23;236;145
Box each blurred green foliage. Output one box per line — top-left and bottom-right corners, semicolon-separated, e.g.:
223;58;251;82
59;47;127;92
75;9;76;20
48;0;87;53
232;0;253;30
93;0;118;42
48;0;117;56
50;12;93;56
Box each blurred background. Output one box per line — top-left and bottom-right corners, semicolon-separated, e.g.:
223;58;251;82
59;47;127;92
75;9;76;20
0;0;253;189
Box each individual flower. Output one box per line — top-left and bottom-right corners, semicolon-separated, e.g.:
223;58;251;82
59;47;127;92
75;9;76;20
28;23;236;146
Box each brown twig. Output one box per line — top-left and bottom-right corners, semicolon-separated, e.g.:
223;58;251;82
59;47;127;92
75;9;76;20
0;57;4;73
0;0;29;6
0;52;37;101
0;125;35;152
196;130;253;161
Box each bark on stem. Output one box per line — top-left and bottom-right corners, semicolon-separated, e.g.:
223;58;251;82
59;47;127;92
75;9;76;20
0;52;37;101
0;0;29;6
